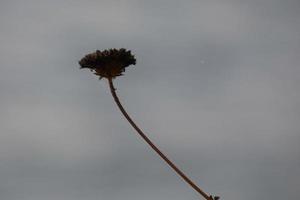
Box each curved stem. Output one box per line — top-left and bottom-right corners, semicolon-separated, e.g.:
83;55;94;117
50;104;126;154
108;78;213;200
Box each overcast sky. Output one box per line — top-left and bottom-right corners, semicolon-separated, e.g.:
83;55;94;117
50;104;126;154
1;0;300;200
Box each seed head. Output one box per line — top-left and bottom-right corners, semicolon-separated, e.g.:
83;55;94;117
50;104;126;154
79;48;136;79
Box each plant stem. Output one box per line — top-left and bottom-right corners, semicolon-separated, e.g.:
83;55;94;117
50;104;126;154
108;78;213;200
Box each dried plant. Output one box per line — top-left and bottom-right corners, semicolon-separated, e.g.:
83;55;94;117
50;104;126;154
79;48;219;200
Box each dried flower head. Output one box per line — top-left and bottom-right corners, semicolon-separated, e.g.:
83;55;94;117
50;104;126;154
79;48;136;79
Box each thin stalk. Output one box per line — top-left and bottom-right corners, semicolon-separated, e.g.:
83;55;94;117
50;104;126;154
108;77;213;200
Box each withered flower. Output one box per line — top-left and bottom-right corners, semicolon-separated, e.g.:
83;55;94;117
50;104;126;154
79;48;217;200
79;48;136;79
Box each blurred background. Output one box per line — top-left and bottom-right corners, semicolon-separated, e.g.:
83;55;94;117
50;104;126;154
0;0;299;199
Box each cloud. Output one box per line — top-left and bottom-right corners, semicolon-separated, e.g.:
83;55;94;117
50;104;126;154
0;0;299;200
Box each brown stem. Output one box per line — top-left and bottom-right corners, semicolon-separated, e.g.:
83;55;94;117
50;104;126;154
107;77;213;200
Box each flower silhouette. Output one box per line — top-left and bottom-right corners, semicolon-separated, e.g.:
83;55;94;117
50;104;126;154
79;48;136;79
79;48;217;200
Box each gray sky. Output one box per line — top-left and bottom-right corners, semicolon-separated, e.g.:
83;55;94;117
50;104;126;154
1;0;299;199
